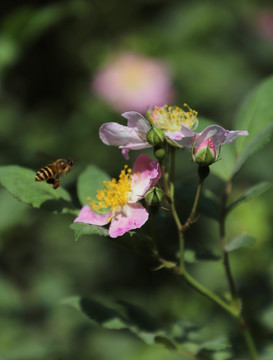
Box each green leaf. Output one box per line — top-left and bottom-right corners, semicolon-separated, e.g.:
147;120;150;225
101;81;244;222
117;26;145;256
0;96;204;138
235;75;273;154
62;296;200;357
232;123;273;178
77;165;110;207
0;165;73;212
62;296;227;359
154;336;177;350
70;221;158;259
69;222;109;240
61;296;170;345
117;300;161;333
197;336;230;352
224;234;256;252
61;296;128;330
227;181;273;213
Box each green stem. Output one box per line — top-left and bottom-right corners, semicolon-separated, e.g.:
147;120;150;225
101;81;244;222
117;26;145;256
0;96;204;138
159;157;259;358
182;180;203;231
178;230;185;273
240;321;259;360
220;179;238;300
160;163;170;201
159;151;258;358
160;256;259;359
183;270;238;317
219;178;259;359
160;155;184;271
159;257;238;317
148;208;156;250
170;147;176;197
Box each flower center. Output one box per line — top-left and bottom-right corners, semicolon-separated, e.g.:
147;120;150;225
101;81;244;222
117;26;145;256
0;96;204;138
88;165;133;215
122;63;143;90
150;104;198;132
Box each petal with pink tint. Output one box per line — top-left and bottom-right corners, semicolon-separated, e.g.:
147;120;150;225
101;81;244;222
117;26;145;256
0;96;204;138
221;130;249;145
109;203;149;238
195;125;249;147
130;154;161;201
99;122;144;147
122;111;151;134
195;125;227;147
178;124;249;149
74;205;111;226
178;124;197;146
165;130;183;141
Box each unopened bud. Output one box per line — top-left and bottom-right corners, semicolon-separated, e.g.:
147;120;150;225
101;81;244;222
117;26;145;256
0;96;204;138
193;139;216;166
147;127;165;146
145;187;164;206
154;145;165;162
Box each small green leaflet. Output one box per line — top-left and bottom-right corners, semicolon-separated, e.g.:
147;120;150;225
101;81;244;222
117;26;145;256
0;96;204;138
70;222;109;240
224;234;256;253
227;181;273;213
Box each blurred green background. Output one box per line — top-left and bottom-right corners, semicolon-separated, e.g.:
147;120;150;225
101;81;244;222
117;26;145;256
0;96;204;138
0;0;273;359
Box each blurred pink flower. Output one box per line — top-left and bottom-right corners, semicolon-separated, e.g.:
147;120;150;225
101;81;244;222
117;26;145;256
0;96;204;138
92;52;174;113
257;10;273;40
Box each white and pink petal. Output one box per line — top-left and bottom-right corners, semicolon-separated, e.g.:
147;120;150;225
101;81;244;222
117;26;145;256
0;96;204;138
122;111;151;133
221;130;249;145
74;205;111;226
130;154;161;201
99;122;145;147
178;124;249;148
109;203;149;238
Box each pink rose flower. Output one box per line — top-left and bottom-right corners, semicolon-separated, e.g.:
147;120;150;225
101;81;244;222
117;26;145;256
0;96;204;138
99;104;198;158
178;124;249;166
74;154;161;238
92;52;174;113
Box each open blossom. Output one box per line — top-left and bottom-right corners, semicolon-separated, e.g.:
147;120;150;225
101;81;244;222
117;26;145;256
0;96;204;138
74;154;161;238
99;104;198;158
178;124;249;166
92;52;174;113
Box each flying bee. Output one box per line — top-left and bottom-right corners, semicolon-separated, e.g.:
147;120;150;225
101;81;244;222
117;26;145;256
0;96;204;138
35;158;74;189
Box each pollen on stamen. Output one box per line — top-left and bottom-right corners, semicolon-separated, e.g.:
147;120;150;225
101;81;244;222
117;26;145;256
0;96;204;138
87;165;133;215
150;103;198;132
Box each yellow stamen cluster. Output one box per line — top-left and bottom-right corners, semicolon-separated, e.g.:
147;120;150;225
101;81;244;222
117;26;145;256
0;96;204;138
88;165;133;216
151;104;198;132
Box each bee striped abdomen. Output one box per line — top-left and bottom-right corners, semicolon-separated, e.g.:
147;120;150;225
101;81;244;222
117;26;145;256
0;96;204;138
35;158;73;189
35;166;55;181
